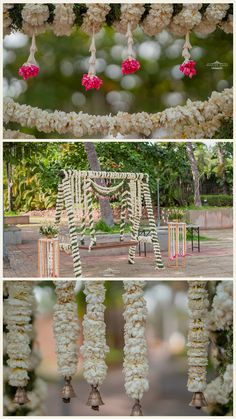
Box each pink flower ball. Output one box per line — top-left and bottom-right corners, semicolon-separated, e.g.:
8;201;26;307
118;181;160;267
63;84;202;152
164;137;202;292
82;74;103;91
121;58;141;75
18;63;39;80
179;60;197;78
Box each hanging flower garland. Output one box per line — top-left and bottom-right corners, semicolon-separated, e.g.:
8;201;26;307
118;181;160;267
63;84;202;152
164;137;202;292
169;4;202;36
209;280;233;331
5;281;34;405
3;128;35;139
81;3;110;35
18;34;39;80
121;22;140;75
3;4;13;36
187;281;209;409
195;4;230;35
123;281;149;415
21;3;49;36
80;281;109;411
82;32;103;91
52;4;75;37
4;87;232;139
53;281;80;403
141;4;173;36
113;4;145;34
179;32;196;79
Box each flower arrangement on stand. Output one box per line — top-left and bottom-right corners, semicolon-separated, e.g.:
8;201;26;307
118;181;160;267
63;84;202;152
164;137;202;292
53;281;80;403
80;281;109;411
38;223;60;277
123;281;149;416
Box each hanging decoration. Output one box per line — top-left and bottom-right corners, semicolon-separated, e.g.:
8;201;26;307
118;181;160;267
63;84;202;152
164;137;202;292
121;22;140;75
141;4;173;36
187;281;209;409
55;170;164;277
169;4;202;37
53;281;80;403
123;281;149;416
195;4;230;35
52;4;75;36
82;32;103;91
179;32;196;78
21;3;49;36
5;281;34;405
18;34;39;80
38;237;60;277
3;87;232;139
167;221;186;268
80;281;109;411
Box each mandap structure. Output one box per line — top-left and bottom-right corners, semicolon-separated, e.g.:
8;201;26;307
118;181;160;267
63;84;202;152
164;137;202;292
3;3;233;139
55;169;164;277
4;280;233;416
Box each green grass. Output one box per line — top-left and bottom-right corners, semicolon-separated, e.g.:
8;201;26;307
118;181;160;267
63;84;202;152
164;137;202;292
4;210;21;216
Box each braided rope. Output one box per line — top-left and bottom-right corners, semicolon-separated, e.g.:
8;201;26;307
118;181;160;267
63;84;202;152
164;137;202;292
85;177;96;251
55;181;64;225
62;174;82;277
120;187;128;241
142;180;164;270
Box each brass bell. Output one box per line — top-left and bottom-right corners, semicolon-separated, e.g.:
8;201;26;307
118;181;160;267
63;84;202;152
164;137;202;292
86;385;104;411
14;387;30;405
130;399;143;416
61;376;76;403
189;392;207;409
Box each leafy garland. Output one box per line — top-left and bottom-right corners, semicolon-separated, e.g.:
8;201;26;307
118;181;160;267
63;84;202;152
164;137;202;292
6;3;233;34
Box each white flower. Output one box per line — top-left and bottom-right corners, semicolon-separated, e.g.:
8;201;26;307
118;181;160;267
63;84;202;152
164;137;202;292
52;4;75;37
22;4;49;36
141;4;173;36
123;281;149;400
81;4;111;35
209;281;233;331
113;4;145;34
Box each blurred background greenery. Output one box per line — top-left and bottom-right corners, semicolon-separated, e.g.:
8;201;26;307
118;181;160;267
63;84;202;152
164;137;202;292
3;21;233;138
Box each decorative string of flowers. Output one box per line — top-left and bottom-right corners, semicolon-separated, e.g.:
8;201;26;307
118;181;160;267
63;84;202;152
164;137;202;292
3;128;35;139
123;281;149;415
4;4;233;37
3;87;232;139
187;281;209;409
209;281;233;331
53;281;80;403
80;281;109;411
5;281;34;405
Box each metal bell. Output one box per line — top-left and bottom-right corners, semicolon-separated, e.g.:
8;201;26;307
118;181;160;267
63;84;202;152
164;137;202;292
189;392;207;409
130;399;143;416
61;376;76;403
86;385;104;411
14;387;30;405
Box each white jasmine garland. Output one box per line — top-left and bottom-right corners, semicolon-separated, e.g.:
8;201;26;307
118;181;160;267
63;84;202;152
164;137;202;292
52;4;75;36
53;281;80;377
209;281;233;331
113;4;145;34
5;281;33;388
169;4;202;36
205;364;233;406
22;4;49;36
187;281;209;393
141;4;173;36
3;4;13;36
3;128;35;139
220;14;233;34
81;3;111;35
3;88;232;139
80;281;109;386
205;4;229;24
123;281;149;401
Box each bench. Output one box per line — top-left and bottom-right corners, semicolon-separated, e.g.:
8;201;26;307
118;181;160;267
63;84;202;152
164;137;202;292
79;241;138;250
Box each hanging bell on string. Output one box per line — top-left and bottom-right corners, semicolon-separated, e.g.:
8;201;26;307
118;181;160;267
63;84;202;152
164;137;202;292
189;392;207;409
86;385;104;411
14;386;30;405
130;399;143;416
61;376;76;403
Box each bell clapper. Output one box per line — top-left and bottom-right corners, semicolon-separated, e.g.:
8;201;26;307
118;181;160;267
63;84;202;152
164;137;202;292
14;386;30;405
61;376;76;403
86;384;104;411
189;392;207;409
130;399;143;416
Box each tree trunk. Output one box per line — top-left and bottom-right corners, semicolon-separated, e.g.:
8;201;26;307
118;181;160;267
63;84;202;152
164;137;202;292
217;144;228;194
6;162;13;212
84;142;114;226
186;144;202;207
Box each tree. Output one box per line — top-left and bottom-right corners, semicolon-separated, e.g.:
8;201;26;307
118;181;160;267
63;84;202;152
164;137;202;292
186;143;202;207
216;143;228;194
84;142;114;226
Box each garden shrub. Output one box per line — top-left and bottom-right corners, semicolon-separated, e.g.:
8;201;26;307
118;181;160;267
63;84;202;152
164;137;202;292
201;194;232;207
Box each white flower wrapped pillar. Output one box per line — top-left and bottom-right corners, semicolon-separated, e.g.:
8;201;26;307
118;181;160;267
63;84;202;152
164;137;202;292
187;281;209;409
53;281;80;403
5;281;34;405
80;281;109;411
123;281;149;416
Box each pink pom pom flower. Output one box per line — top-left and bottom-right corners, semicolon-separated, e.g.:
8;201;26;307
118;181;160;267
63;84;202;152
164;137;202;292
82;74;103;91
179;60;197;78
18;63;39;80
121;58;140;75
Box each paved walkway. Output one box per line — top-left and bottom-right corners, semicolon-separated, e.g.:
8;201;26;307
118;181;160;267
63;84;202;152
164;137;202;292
4;225;233;278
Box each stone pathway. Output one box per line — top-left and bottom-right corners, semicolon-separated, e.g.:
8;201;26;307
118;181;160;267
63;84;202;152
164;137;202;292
4;225;233;278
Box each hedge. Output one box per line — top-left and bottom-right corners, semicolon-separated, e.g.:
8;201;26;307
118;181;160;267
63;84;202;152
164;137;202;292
201;194;233;207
